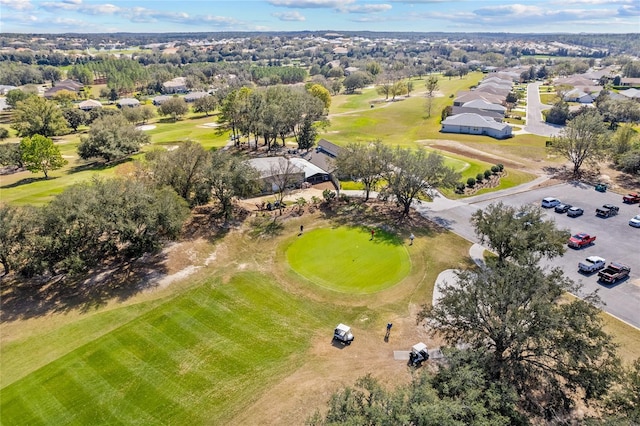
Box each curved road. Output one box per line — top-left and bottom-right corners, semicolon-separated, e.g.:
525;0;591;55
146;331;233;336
524;81;564;137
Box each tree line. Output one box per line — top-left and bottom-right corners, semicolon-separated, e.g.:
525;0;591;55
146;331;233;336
310;202;639;425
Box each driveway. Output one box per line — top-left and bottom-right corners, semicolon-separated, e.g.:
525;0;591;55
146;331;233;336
524;82;564;138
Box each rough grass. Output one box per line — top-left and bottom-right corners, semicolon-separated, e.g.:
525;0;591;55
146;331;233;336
286;226;411;293
0;272;349;425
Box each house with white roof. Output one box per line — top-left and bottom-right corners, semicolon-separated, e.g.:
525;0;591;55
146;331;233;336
441;113;513;139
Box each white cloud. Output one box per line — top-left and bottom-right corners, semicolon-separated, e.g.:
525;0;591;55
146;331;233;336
340;3;392;13
268;0;355;8
272;11;307;21
550;0;632;4
0;0;33;10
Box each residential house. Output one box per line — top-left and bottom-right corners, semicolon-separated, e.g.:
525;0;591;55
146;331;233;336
563;89;594;103
301;139;341;178
162;77;188;94
620;78;640;87
184;92;209;103
452;99;507;122
474;85;511;97
116;98;140;108
441;113;513;139
619;88;640;101
78;99;102;110
152;95;172;106
454;91;505;107
44;79;84;99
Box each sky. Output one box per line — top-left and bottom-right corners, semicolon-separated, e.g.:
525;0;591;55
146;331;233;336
0;0;638;34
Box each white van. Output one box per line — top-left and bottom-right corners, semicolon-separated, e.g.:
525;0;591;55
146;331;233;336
541;197;561;208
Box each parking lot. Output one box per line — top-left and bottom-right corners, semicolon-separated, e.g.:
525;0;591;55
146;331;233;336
420;181;640;328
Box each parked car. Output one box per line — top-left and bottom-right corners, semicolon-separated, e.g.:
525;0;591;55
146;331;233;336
333;323;354;345
623;193;640;204
554;203;572;213
596;204;619;218
578;256;606;273
598;262;631;284
541;197;561;208
629;215;640;228
567;207;584;217
568;233;596;249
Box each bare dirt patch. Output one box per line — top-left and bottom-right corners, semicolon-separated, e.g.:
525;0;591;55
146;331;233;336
418;139;529;171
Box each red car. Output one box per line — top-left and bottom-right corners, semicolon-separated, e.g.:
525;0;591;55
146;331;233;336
568;233;596;248
623;193;640;203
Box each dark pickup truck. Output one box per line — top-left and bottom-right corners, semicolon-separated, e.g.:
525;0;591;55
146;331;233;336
598;262;631;284
596;204;619;218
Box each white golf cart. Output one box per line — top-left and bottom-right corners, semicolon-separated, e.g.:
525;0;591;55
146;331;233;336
408;342;429;366
333;323;354;345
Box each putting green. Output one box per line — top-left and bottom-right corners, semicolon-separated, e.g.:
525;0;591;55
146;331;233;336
286;227;411;294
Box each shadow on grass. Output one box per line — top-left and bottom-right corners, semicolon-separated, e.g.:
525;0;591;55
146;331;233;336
318;198;443;243
0;255;170;322
0;175;58;189
67;157;133;174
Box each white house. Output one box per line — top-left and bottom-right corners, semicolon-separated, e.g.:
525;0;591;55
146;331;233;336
116;98;140;108
78;99;102;110
441;113;513;139
162;77;188;94
563;89;594;103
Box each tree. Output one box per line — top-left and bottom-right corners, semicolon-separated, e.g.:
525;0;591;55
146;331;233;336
551;109;609;177
0;204;38;275
206;150;259;219
140;105;156;124
0;143;23;168
307;84;331;109
296;116;318;151
19;134;67;179
334;140;392;201
471;202;569;265
545;100;570;125
382;148;459;218
62;108;88;132
422;260;620;420
11;96;69;137
158;97;189;121
78;114;150;162
390;80;407;100
145;141;211;207
365;61;381;77
343;72;371;94
192;95;217;116
425;75;439;117
5;89;31;108
269;157;300;215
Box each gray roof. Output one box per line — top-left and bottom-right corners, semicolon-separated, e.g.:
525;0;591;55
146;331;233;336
117;98;140;106
461;99;506;113
619;88;640;99
288;157;329;179
78;99;102;109
317;139;341;157
163;77;187;87
184;92;209;101
247;157;304;179
455;91;504;105
442;113;511;131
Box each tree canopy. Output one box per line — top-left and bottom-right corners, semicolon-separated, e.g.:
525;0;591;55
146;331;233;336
11;96;69;137
551;108;608;177
19;134;67;179
78;114;150;162
334;140;392;201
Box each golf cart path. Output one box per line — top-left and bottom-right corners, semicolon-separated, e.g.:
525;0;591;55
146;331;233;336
432;243;485;307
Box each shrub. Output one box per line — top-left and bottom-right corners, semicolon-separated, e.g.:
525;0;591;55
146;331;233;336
455;182;466;194
322;189;336;202
497;163;504;172
491;165;500;174
484;170;492;179
467;177;476;188
476;173;484;183
0;128;9;140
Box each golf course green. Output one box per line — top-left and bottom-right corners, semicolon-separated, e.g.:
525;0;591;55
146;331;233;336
286;227;411;293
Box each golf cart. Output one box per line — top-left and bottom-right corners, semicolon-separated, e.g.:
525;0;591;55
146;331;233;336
408;342;429;367
333;323;354;345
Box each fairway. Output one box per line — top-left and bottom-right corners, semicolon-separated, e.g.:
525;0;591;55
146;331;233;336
286;227;411;293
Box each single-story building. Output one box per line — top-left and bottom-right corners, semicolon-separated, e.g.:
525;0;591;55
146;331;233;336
288;157;331;184
152;95;172;106
619;88;640;101
620;78;640;87
116;98;140;108
0;85;17;95
162;77;188;94
563;89;594;103
247;157;305;193
454;91;505;107
78;99;102;110
441;113;513;139
44;79;84;98
184;92;209;103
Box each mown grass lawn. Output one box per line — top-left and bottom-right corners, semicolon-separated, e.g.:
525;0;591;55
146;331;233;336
0;272;351;425
286;227;411;293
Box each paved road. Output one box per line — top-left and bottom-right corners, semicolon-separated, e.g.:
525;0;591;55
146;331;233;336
524;82;563;137
413;182;640;329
